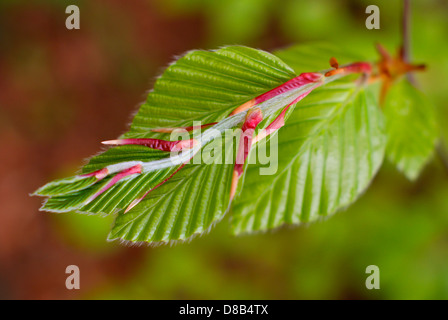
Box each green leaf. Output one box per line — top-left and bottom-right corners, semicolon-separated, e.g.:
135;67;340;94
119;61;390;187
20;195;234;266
231;80;386;234
383;79;438;180
35;44;391;244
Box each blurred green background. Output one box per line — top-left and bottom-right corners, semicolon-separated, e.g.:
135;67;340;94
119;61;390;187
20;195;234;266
1;0;447;299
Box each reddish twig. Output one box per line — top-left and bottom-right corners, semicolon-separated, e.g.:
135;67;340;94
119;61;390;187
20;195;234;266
402;0;416;85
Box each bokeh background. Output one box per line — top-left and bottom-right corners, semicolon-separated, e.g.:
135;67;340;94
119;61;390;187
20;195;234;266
1;0;447;299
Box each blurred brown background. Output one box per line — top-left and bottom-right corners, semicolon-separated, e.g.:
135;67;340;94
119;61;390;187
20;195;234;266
1;0;447;299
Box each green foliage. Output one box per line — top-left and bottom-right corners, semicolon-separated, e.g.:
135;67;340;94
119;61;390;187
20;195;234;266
34;44;439;244
383;79;438;180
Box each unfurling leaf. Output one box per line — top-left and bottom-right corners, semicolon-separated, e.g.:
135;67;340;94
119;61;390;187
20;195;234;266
33;43;436;245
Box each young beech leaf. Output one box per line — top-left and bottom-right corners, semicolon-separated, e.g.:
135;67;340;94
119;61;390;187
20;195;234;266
383;79;438;180
34;45;379;244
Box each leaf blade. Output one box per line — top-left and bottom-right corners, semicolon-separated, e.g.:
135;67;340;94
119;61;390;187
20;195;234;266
384;79;438;180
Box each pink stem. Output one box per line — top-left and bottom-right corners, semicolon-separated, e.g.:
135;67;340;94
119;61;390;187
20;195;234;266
81;168;109;180
102;138;197;152
254;82;322;144
229;72;323;116
254;72;323;104
325;62;372;77
88;164;142;203
234;109;263;176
